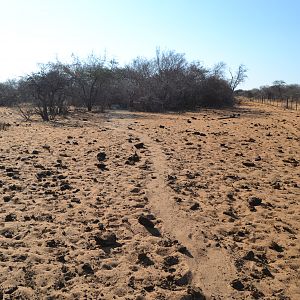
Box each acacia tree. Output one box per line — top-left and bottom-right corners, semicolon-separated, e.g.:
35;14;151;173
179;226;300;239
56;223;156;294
229;64;248;93
23;63;70;121
272;80;286;100
66;55;112;112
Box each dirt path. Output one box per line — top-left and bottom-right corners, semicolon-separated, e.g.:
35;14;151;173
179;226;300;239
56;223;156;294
140;131;238;298
110;116;239;299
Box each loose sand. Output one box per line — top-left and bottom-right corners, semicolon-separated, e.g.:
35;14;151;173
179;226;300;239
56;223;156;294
0;102;299;299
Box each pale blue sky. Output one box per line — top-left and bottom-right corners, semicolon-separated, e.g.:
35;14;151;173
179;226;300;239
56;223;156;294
0;0;299;89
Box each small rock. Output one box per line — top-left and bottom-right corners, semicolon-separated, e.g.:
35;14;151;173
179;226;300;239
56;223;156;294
193;131;206;136
97;152;106;161
243;250;255;261
231;279;245;291
242;161;256;167
81;263;94;275
96;163;108;171
2;230;14;238
125;152;140;165
176;271;192;286
134;142;145;149
94;233;120;247
46;239;59;248
246;138;256;143
269;241;284;252
42;144;51;151
130;187;140;193
3;195;12;202
248;196;262;207
190;203;200;210
262;267;273;278
137;253;154;267
138;215;155;228
5;213;17;222
144;285;155;292
60;183;72;191
164;256;179;267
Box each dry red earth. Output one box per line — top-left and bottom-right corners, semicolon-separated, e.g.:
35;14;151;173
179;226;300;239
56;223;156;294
0;102;299;299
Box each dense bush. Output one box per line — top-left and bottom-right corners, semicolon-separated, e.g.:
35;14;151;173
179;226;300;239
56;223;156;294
0;49;247;119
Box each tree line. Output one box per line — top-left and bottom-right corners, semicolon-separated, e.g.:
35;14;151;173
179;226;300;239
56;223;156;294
236;80;300;101
0;49;247;121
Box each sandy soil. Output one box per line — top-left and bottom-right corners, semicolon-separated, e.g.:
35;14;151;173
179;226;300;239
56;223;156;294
0;102;299;300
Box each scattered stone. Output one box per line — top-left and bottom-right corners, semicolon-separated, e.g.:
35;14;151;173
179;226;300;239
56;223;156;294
3;195;12;202
36;170;53;179
5;213;17;222
164;256;179;267
134;142;145;149
97;152;106;162
130;187;140;193
167;174;177;182
46;239;59;248
94;233;120;248
125;152;140;165
243;250;255;261
60;183;72;191
227;192;235;200
269;241;284;252
5;286;18;295
57;174;67;180
178;246;193;257
81;263;94;275
272;180;281;189
138;215;155;228
242;161;256;167
190;203;200;211
144;285;155;292
262;267;273;278
231;279;245;291
96;163;109;171
137;253;154;267
42;144;51;151
2;230;14;238
248;196;262;207
246;138;256;143
176;271;192;286
193;131;206;137
71;198;81;204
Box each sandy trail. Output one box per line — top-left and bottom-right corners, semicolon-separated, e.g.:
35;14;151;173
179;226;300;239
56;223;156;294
110;118;238;299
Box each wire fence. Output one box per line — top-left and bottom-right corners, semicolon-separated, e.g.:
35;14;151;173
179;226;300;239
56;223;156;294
248;97;299;110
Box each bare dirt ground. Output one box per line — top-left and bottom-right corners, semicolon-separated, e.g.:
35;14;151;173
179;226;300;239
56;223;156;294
0;102;299;300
